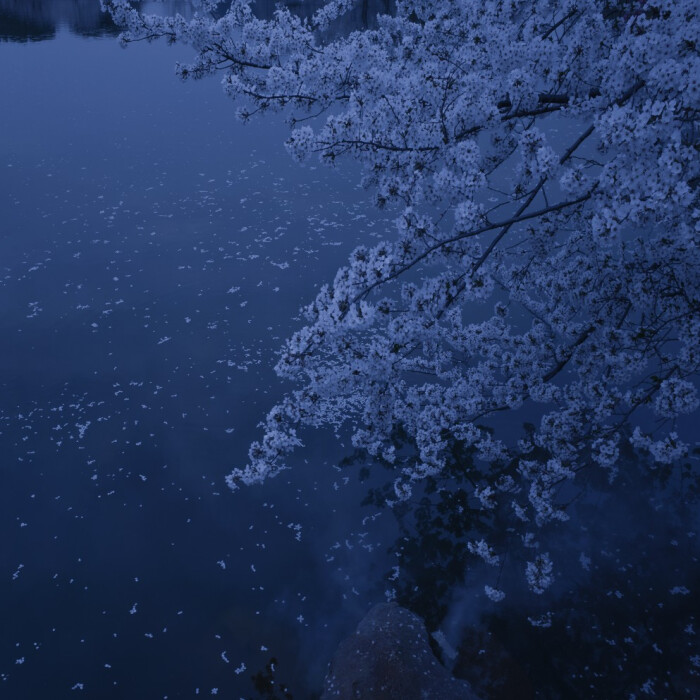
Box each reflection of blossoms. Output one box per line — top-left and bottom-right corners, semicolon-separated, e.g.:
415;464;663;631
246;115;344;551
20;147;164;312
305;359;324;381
484;585;506;603
527;611;553;628
468;539;499;567
526;553;554;595
474;485;497;510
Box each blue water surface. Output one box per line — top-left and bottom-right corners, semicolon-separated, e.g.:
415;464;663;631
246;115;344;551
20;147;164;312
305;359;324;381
4;4;699;699
0;3;397;697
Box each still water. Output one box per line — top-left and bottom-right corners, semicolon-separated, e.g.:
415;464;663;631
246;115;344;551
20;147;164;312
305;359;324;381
0;2;396;697
3;3;699;699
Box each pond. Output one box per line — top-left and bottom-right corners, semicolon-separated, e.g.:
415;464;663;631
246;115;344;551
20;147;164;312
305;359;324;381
2;2;699;699
0;1;398;697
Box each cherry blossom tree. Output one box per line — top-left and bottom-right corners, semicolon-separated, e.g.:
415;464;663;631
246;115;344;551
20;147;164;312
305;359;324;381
103;0;699;597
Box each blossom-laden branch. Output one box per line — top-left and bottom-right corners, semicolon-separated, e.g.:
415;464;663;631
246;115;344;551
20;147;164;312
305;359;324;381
104;0;700;595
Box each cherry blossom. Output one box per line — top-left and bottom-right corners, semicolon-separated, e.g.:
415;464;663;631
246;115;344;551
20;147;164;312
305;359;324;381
103;0;699;593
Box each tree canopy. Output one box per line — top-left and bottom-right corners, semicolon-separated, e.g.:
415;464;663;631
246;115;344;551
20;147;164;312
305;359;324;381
102;0;699;600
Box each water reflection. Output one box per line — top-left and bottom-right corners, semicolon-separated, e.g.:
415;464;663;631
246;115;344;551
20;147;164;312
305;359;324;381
253;0;393;26
0;0;117;40
0;0;393;42
350;431;700;698
4;1;695;698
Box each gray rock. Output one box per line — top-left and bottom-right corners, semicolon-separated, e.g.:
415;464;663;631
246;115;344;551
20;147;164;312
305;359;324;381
322;603;480;699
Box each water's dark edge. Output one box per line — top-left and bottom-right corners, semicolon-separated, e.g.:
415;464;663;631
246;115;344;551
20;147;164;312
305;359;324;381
1;2;699;699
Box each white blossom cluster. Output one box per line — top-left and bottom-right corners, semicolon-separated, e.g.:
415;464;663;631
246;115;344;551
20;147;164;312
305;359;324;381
103;0;699;593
